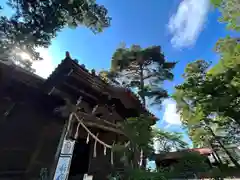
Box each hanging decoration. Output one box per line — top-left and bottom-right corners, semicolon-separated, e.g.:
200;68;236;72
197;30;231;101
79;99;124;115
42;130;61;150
93;133;99;157
65;96;83;140
125;141;130;147
111;141;115;165
76;96;83;106
4;103;16;117
74;113;112;148
66;113;74;139
74;122;81;140
48;87;56;95
92;105;99;114
89;104;120;128
86;133;90;144
104;146;107;156
140;149;143;166
65;107;131;165
67;69;73;76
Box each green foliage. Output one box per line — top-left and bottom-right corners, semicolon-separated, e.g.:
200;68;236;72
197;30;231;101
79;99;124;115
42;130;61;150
174;59;240;167
0;0;110;70
117;115;154;157
211;0;240;31
111;115;190;179
110;115;155;179
108;169;168;180
109;44;176;106
0;15;43;71
174;59;240;128
105;44;176;170
152;128;188;153
171;153;209;175
38;168;49;180
211;0;223;7
108;153;209;179
127;169;167;180
209;36;240;75
7;0;111;33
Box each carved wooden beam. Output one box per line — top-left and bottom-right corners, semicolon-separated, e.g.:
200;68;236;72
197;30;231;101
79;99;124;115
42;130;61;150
84;121;124;135
0;171;26;176
70;72;106;93
77;111;121;128
75;111;124;135
63;82;97;100
0;148;29;151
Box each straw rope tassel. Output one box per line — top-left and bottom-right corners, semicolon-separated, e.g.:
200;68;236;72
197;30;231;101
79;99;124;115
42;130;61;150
111;141;115;165
73;113;112;148
48;87;55;95
92;105;98;114
93;133;99;157
86;133;90;144
66;113;73;137
76;96;82;106
140;149;143;166
125;141;130;147
74;122;81;140
104;146;107;156
4;103;15;117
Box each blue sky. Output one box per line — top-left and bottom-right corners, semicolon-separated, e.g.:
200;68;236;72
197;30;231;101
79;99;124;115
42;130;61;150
1;0;237;144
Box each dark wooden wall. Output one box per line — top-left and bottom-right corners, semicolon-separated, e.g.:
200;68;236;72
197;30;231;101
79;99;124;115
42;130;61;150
0;60;132;180
0;76;65;179
87;131;125;180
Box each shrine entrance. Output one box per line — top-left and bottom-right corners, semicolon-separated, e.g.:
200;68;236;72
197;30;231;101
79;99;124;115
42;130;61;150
68;138;91;180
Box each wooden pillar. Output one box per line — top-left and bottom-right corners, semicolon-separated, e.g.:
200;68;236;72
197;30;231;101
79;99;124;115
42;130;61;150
25;127;46;178
49;123;68;179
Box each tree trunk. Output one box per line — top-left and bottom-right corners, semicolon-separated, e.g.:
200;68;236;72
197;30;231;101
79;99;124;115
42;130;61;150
139;61;147;169
209;142;224;165
209;141;225;178
218;140;240;168
208;126;240;168
139;63;145;105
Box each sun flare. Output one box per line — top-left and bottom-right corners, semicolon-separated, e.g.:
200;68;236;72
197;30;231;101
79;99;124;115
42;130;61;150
19;52;31;60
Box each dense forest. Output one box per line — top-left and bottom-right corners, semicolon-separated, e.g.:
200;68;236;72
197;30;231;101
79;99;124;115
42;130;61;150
0;0;240;179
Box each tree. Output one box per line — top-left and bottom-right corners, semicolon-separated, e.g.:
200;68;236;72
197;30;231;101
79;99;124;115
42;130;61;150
173;60;240;168
6;0;111;34
0;0;110;70
152;128;188;153
108;44;176;168
208;0;240;75
0;16;43;71
175;60;240;126
211;0;240;31
170;153;210;178
110;115;156;180
208;36;240;75
109;44;176;106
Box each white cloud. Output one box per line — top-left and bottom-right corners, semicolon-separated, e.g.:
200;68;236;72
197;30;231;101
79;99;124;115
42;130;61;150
162;99;181;125
168;0;210;48
32;47;56;79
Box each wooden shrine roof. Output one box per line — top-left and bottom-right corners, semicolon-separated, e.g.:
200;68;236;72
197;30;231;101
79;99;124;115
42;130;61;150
0;54;156;178
44;52;156;122
0;59;44;89
155;148;213;162
0;52;157;122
